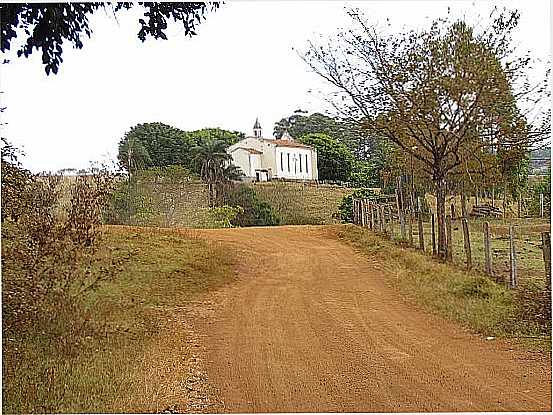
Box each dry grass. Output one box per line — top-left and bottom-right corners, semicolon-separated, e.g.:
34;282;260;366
386;216;550;287
331;224;551;351
249;181;353;225
2;225;235;413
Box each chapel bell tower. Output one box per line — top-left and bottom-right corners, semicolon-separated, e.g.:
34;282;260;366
253;117;262;138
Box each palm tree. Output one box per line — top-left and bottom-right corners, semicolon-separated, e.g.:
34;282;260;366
191;138;235;206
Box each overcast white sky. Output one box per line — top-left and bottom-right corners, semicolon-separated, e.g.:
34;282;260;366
1;1;550;172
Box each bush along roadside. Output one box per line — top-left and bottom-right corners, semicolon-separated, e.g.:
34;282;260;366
338;188;379;223
223;183;281;227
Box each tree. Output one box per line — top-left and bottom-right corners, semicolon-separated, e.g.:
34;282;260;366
302;8;550;257
188;128;244;148
117;122;193;171
0;3;220;75
273;111;374;158
298;133;354;182
191;137;234;205
118;137;152;177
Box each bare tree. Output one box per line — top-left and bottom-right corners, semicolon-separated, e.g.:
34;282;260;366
302;7;550;257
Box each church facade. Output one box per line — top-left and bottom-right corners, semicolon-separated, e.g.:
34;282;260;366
227;118;319;181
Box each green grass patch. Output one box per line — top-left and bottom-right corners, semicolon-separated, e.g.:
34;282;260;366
332;224;551;351
2;225;236;413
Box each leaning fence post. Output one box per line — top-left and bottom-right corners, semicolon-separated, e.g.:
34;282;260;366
446;215;453;262
418;212;425;251
462;217;472;269
431;213;436;255
509;225;517;288
483;221;492;276
542;231;551;290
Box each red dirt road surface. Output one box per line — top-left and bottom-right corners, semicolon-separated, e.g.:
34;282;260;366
194;225;551;413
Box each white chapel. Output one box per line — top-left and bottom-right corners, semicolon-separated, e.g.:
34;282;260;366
227;118;319;181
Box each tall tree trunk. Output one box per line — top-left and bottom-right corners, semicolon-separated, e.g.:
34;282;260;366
436;179;447;259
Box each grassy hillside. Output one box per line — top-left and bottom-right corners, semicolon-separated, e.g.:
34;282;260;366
249;181;353;225
2;226;235;413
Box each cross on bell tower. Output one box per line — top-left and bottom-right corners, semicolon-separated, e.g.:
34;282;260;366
253;117;262;138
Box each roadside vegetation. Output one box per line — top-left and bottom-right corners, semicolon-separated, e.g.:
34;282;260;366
3;226;235;413
1;141;236;413
333;225;551;351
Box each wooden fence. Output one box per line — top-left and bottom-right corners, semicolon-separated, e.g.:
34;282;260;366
352;197;551;290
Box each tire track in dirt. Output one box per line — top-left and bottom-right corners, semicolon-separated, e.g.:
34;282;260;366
191;225;551;413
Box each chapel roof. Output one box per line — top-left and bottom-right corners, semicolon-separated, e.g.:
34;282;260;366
263;139;312;149
229;146;263;154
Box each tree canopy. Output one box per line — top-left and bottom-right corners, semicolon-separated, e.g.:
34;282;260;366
117;123;244;175
273;111;375;159
298;133;354;182
118;122;194;171
0;3;220;74
302;8;550;256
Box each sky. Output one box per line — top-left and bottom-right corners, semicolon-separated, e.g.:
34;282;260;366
1;1;550;172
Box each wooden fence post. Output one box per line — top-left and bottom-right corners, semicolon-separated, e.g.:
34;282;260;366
353;199;357;224
360;199;365;228
400;211;406;240
431;213;436;255
540;193;544;218
461;192;468;219
446;215;453;262
370;202;375;230
397;176;404;212
381;205;387;234
388;206;394;238
418;212;425;251
395;188;401;218
509;225;517;288
462;217;472;269
483;221;492;276
542;231;551;290
408;214;413;246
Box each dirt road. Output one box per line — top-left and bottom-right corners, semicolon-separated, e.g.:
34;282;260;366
193;226;551;413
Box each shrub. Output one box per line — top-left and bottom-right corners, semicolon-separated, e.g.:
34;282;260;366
348;160;380;188
338;188;378;222
224;184;280;227
513;281;551;333
1;149;117;335
207;205;244;228
106;179;155;226
454;276;496;299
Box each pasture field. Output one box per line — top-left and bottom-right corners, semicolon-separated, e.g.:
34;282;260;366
386;217;551;288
